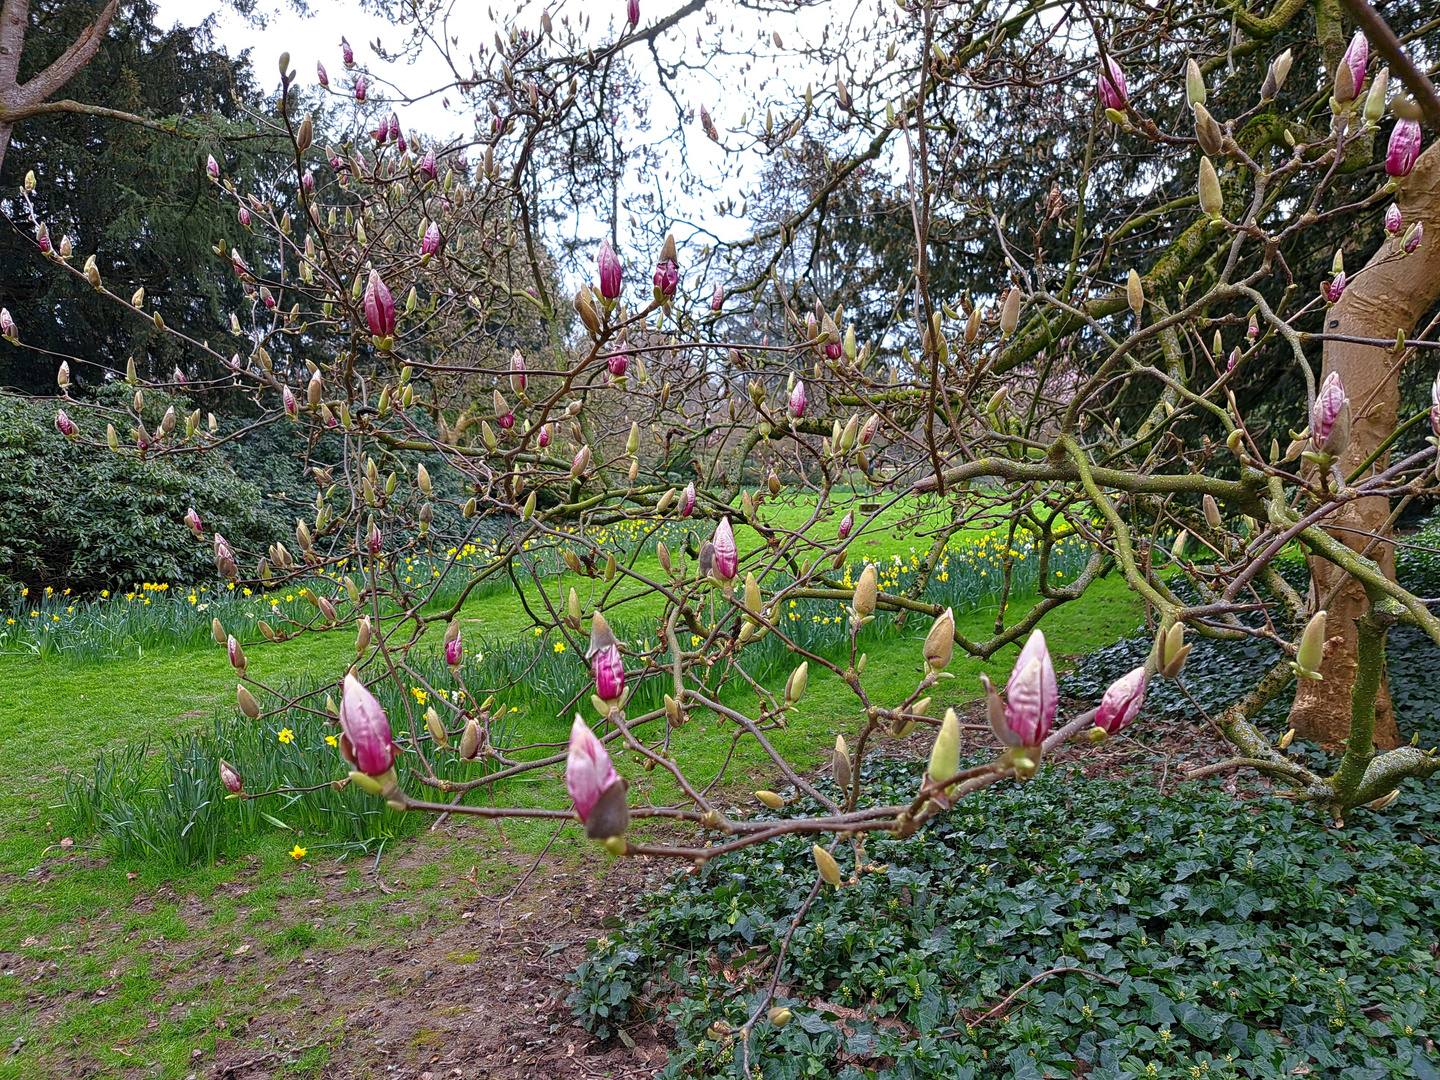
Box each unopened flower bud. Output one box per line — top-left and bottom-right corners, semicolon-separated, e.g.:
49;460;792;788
219;759;243;794
923;607;955;673
928;707;960;788
785;660;808;705
852;564;877;618
237;684;260;718
755;790;784;810
812;845;841;886
1293;610;1327;679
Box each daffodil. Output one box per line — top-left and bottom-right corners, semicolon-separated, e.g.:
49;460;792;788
289;845;307;860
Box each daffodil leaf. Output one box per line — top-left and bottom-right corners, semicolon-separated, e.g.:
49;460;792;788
259;812;292;832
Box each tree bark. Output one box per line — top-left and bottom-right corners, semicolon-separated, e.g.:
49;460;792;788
0;0;120;176
1288;143;1440;751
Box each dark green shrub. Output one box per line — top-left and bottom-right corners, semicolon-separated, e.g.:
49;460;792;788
0;391;283;593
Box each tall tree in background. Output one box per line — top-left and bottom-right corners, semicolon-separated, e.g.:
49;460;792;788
0;1;277;393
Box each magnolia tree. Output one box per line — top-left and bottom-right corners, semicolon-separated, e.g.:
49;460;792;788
8;0;1440;1049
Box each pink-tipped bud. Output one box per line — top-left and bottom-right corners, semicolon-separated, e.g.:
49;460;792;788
206;154;219;180
1384;203;1403;236
1429;371;1440;437
283;385;299;419
1322;271;1347;304
592;642;625;703
711;285;723;312
538;423;551;448
317;61;328;87
607;351;628;378
494;389;514;429
1002;629;1058;746
652;234;679;297
626;0;639;27
572;443;591;477
3;308;21;344
419;148;437;181
510;349;526;392
1098;56;1128;111
421;221;441;258
837;509;854;541
713;517;738;581
680;482;696;517
238;206;251;227
302;169;314;193
354;74;367;102
597;238;623;299
1403;220;1423;254
1311;371;1350;456
1094;666;1147;734
218;759;243;794
1341;31;1368;96
367;521;383;555
184;507;203;538
445;633;463;668
341;38;354;66
566;715;626;836
364;269;396;338
1386;118;1422;179
340;672;397;776
227;634;247;673
789;379;806;419
54;408;76;438
36;223;51;253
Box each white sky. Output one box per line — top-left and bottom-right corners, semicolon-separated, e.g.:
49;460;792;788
152;0;886;275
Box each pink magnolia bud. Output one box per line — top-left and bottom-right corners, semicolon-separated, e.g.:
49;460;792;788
538;423;551;448
396;133;407;155
680;482;696;517
421;221;441;258
340;672;397;776
825;340;842;361
317;61;328;87
711;285;723;312
1311;371;1350;454
1387;118;1422;179
302;169;314;192
341;38;354;66
510;349;526;392
206;154;219;180
1322;272;1347;304
419;148;437;181
1094;666;1147;734
218;759;243;794
860;413;879;445
713;516;738;581
607;351;628;378
184;507;203;538
445;633;463;667
789;379;806;419
283;385;299;419
597;238;623;299
1097;56;1128;111
227;634;247;673
495;389;515;429
1384;203;1403;236
372;122;388;145
364;270;396;337
571;444;591;477
0;308;17;343
367;522;383;555
1404;220;1424;254
626;0;639;27
214;533;233;564
54;408;76;438
1341;31;1368;96
592;642;625;703
1429;370;1440;437
1003;629;1058;745
238;205;250;227
566;714;624;826
354;74;367;102
837;509;854;541
388;113;400;142
36;223;51;253
653;234;679;297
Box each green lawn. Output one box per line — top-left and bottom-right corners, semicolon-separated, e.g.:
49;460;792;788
0;495;1146;1078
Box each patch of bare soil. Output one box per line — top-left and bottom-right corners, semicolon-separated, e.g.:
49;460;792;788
200;838;672;1080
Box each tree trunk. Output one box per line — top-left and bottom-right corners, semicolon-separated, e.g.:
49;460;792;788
1288;143;1440;751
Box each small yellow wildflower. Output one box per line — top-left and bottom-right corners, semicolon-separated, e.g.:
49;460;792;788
277;728;295;744
553;641;566;653
325;735;338;748
289;845;307;860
